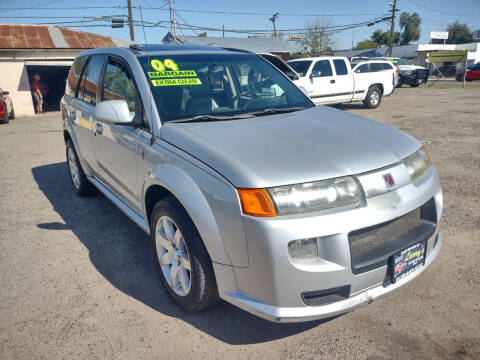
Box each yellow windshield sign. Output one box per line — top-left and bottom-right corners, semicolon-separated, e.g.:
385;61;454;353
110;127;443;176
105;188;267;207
148;70;197;78
149;59;201;86
151;78;202;87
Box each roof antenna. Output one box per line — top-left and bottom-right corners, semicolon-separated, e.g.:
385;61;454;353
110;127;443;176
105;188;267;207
138;4;155;146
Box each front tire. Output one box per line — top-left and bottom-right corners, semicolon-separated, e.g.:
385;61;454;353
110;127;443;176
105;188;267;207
150;197;218;312
363;85;382;109
66;140;96;196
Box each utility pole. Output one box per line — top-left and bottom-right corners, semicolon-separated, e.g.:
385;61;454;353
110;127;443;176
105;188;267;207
388;0;397;57
167;0;176;38
269;13;279;37
127;0;134;41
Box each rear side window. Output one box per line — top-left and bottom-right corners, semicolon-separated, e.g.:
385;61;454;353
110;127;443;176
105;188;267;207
312;60;333;77
370;63;383;72
67;56;87;97
102;59;138;112
78;55;106;105
382;63;394;70
333;59;348;75
356;64;370;73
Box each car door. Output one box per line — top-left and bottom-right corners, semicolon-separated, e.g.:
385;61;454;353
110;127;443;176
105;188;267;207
73;54;107;172
94;56;143;211
332;58;354;103
308;59;337;104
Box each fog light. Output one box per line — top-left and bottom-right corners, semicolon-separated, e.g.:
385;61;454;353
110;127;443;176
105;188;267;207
288;238;318;259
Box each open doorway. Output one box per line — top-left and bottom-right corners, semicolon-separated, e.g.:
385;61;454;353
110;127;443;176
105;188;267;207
25;64;71;112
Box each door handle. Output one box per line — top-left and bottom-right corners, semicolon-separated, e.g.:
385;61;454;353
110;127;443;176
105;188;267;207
330;79;336;84
95;122;103;135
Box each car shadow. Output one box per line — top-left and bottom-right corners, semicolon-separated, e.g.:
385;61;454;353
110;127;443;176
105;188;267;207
32;162;335;345
328;103;368;110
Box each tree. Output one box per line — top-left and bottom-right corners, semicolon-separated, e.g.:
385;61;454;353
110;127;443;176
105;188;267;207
371;29;400;46
399;12;421;45
354;40;378;50
197;32;207;37
446;21;473;44
296;20;335;55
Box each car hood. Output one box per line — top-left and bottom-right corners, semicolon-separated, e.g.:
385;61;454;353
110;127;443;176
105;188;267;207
399;64;426;71
160;106;420;188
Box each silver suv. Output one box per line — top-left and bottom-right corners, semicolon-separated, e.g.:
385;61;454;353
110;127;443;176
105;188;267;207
61;44;443;323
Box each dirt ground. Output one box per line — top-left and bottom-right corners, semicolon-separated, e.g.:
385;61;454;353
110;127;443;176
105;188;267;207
0;87;479;360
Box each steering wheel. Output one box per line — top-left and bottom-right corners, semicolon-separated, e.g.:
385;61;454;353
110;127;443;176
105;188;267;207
232;91;257;102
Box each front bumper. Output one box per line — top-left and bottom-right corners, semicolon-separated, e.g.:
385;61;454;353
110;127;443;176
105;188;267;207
214;163;443;323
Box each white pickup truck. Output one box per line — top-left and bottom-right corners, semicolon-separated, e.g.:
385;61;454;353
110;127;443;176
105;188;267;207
287;56;395;109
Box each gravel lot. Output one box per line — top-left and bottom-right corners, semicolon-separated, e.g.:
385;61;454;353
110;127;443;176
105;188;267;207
1;87;479;360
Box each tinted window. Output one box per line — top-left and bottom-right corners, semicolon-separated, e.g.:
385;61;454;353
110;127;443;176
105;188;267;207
103;59;138;112
356;64;370;73
287;60;312;77
312;60;333;77
78;55;106;104
370;63;383;72
333;59;348;75
138;54;313;123
382;62;394;70
67;56;87;97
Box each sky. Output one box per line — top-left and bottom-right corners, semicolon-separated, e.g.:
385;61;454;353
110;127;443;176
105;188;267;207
1;0;480;50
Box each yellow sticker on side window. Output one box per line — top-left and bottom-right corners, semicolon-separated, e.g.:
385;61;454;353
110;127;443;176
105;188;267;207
151;78;202;87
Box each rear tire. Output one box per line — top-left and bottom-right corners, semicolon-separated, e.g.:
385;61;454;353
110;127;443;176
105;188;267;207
363;85;382;109
66;140;96;196
150;197;219;312
9;108;15;120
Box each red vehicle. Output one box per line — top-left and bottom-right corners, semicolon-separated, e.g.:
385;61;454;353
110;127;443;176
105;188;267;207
0;98;8;124
466;64;480;81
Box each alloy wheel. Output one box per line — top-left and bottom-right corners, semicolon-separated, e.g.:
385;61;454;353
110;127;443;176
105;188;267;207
155;216;192;296
67;147;80;190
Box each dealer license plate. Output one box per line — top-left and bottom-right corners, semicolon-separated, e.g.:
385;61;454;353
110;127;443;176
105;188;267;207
391;242;426;283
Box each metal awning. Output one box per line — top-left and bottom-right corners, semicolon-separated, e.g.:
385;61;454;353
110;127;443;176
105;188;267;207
25;60;73;66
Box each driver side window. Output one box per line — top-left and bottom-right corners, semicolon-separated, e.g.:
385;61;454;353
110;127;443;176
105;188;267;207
312;60;333;77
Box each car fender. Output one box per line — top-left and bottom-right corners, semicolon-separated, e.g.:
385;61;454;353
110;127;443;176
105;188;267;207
141;156;248;268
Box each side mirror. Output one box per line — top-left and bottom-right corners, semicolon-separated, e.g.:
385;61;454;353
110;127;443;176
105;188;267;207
93;100;133;125
2;91;9;95
310;70;322;78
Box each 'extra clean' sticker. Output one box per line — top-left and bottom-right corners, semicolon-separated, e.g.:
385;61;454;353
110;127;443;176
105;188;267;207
148;59;202;86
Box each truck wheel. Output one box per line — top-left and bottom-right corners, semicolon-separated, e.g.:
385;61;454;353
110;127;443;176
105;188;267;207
150;197;218;312
363;86;382;109
66;140;96;196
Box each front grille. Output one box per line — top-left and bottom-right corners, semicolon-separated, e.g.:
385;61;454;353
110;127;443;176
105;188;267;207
416;69;428;79
348;198;437;274
350;208;421;258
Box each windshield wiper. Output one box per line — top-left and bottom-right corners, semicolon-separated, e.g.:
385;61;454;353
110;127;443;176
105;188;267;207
250;107;305;117
170;113;253;123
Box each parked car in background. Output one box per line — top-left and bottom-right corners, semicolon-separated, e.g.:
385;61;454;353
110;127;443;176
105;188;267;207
0;97;9;124
431;65;457;78
61;44;443;323
0;88;14;120
288;56;395;108
258;53;299;81
465;63;480;81
373;57;428;87
353;60;399;87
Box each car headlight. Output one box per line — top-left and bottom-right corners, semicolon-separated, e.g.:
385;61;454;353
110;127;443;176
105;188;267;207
268;176;362;215
402;146;432;183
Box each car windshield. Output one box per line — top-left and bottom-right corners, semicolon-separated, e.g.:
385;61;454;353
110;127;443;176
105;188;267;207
138;53;313;123
390;58;409;66
286;60;313;77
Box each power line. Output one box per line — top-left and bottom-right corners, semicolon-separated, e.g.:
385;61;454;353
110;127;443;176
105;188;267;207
406;0;480;17
0;5;384;17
